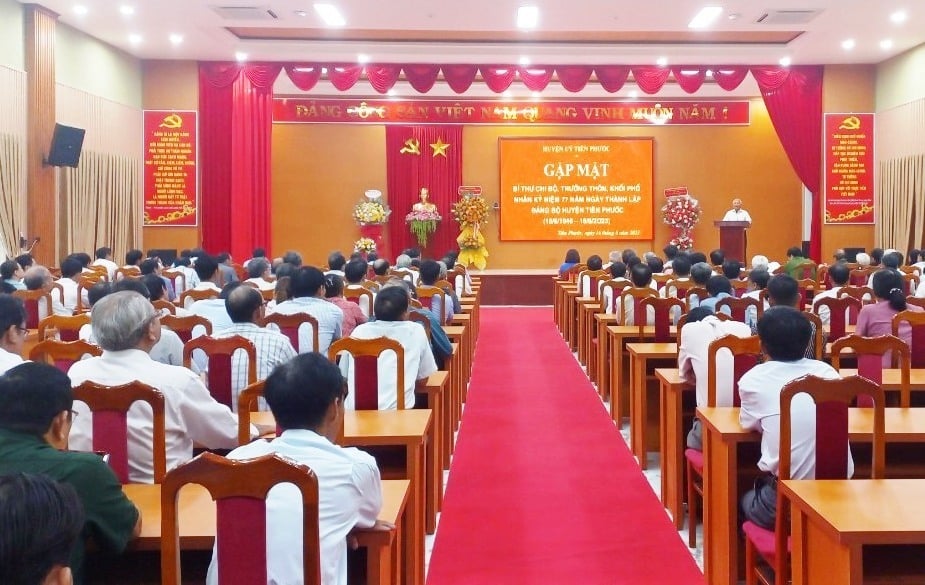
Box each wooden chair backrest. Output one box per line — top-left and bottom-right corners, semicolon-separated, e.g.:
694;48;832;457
344;286;374;318
182;335;257;408
908;296;925;311
407;310;432;341
560;263;586;282
160;314;212;344
578;269;609;297
849;267;874;286
72;380;166;483
795;278;817;309
638;297;686;342
13;289;52;329
663;278;693;300
891;309;925;368
686;286;709;311
651;273;672;291
179;287;220;308
706;334;762;407
329;336;406;410
715;296;762;322
237;380;273;444
362;280;381;292
37;313;90;342
838;285;875;304
599;279;630;313
618;286;658;325
831;334;911;407
161;452;321;585
416;286;451;325
802;311;825;359
161;269;188;295
115;266;141;281
372;274;393;286
902;272;920;295
260;312;319;353
151;299;177;316
730;279;750;298
28;339;101;372
813;296;861;340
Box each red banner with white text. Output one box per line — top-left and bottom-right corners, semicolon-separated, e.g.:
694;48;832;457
273;98;750;126
824;113;874;224
143;110;198;226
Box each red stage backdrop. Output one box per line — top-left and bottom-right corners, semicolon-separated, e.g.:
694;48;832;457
143;110;198;226
274;98;750;126
824;113;874;224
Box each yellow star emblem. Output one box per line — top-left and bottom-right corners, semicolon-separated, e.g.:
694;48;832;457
430;137;450;158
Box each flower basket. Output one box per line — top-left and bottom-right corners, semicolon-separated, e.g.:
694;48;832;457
452;194;491;269
660;194;702;250
353;199;391;226
405;209;442;248
354;237;377;254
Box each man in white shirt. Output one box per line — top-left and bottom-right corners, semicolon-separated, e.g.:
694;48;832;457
340;286;437;411
68;291;267;483
811;262;850;325
613;264;657;325
244;258;275;291
0;295;26;374
270;267;343;355
742;268;771;328
417;260;454;323
206;353;383;585
186;255;232;329
23;266;71;318
91;247;119;280
678;306;752;449
215;285;297;411
324;251;347;278
738;306;843;529
721;197;752;224
56;256;84;312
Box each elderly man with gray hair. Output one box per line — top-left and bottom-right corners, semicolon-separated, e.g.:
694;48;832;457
67;291;264;483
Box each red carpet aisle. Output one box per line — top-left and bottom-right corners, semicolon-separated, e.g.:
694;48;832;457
427;307;703;584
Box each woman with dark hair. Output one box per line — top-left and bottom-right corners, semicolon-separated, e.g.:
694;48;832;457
323;274;366;337
857;269;924;365
558;249;581;277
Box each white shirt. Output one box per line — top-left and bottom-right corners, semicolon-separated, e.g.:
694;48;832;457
67;349;244;483
269;297;343;356
613;289;656;326
738;358;849;479
206;430;380;585
176;266;200;293
741;290;770;329
677;316;753;407
78;325;193;372
56;277;86;312
214;322;298;412
0;347;24;374
722;208;752;223
183;282;222;309
339;320;437;411
245;276;276;291
188;299;233;331
344;284;375;319
91;258;118;280
810;286;844;326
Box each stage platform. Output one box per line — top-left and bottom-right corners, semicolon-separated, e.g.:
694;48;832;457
470;269;555;306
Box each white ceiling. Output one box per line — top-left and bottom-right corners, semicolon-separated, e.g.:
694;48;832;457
26;0;924;97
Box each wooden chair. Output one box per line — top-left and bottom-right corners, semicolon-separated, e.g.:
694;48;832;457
115;266;141;281
329;336;406;410
160;314;212;344
686;286;709;311
362;279;381;293
151;299;177;316
831;334;911;407
838;285;875;305
72;380;166;483
577;269;609;298
236;380;276;444
803;311;825;360
849;266;874;286
407;310;432;341
37;313;90;342
231;263;248;281
13;289;53;329
344;286;374;319
85;265;109;280
730;279;750;298
742;375;885;585
28;339;101;372
651;272;672;292
617;287;658;326
75;274;105;313
161;452;321;585
792;260;817;281
638;297;685;342
161;269;188;296
816;263;830;289
908;296;925;310
559;263;585;282
812;296;861;341
261;312;319;353
416;286;452;325
663;278;693;301
183;335;257;409
892;310;925;368
179;287;220;309
687;334;762;547
599;279;630;314
715;296;763;323
794;278;817;309
372;274;393;287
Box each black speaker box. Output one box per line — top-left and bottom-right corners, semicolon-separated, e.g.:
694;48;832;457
47;123;85;167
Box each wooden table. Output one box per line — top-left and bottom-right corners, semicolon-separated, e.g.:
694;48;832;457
782;479;925;585
253;409;430;585
655;367;693;529
594;313;619;398
575;296;599;368
414;371;448;534
606;325;677;425
124;479;410;585
626;341;678;469
698;406;925;585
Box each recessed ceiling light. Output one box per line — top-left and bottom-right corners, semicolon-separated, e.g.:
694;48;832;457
890;10;907;24
314;3;346;26
727;13;741;20
235;51;248;62
357;53;369;64
119;5;135;16
519;56;530;66
387;89;397;97
880;39;894;50
502;89;513;98
628;90;638;99
294;9;307;17
656;56;668;67
73;5;88;15
168;34;183;45
841;39;856;50
779;56;791;67
517;6;539;29
688;6;723;29
128;33;142;44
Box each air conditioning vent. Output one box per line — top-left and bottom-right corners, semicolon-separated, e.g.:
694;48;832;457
211;6;278;20
755;10;821;25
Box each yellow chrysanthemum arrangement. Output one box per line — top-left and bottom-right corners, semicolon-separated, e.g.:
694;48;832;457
452;194;490;269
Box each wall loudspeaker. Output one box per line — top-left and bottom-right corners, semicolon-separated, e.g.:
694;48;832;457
46;123;85;167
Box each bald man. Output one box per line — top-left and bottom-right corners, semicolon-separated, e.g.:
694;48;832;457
722;198;752;225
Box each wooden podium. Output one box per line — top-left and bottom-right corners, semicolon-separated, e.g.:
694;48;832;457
713;220;750;262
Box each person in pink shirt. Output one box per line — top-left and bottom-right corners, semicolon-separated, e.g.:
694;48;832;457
856;269;924;365
324;274;367;337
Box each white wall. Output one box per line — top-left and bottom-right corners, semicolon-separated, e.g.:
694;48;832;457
56;23;142;108
0;0;24;70
876;43;925;112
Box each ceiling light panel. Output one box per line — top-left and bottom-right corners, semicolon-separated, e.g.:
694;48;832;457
517;6;539;29
314;3;346;26
688;6;723;29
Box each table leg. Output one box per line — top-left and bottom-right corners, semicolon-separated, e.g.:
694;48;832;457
597;319;609;400
405;443;425;585
702;419;738;585
630;354;648;469
610;335;622;424
661;381;685;529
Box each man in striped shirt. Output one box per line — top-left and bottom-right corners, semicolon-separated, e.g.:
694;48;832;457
269;267;343;355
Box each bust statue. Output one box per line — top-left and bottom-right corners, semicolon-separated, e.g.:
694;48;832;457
412;187;437;213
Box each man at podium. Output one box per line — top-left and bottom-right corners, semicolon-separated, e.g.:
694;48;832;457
721;198;752;225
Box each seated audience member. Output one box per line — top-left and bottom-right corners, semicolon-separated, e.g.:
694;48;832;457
784;246;815;279
171;256;199;292
387;279;452;369
186;256;233;329
344;258;369;289
586;255;604;272
245;258;275;291
325;251;347;277
215;285;297;411
756;274;819;359
910;248;925;272
24;266;72;317
608;261;628;280
281;250;303;267
832;248;847;263
859;270;924;365
559;249;581;277
340;286;438;410
372;259;391;277
687;262;713;307
0;363;141;582
663;245;679;271
721;260;743;281
688;251;708;266
0;295;26;374
215;252;239;286
1;259;25;292
140;258;177;302
739;306;842;530
855;252;871;267
709;248;725;267
437;261;462;312
324;274;367;337
206;353;383;585
750;254;780;274
742;268;771;328
123;249;143;271
189;255;222;294
621;248;637;263
698;275;733;315
605;250;622;270
270;267;343;355
662;256;692;299
678;307;752;449
16;254;34;272
0;473;84;585
56;256;84;312
870;247;884;267
68;291;256;483
811;262;850;325
242;247;266;269
393;254;417;285
91;247;119;279
418;259;454;323
614;263;656;325
646;255;664;275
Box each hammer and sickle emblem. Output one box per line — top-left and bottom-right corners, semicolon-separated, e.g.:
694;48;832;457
159;114;183;129
838;116;861;130
400;138;421;155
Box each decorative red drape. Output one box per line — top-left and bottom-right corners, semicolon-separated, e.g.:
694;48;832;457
385;126;463;259
751;66;824;260
199;63;280;260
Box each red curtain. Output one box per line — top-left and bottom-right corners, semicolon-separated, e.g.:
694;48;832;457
595;66;631;93
752;66;824;260
670;67;706;94
518;67;554;91
557;66;593;92
199;63;280;260
632;66;672;94
404;65;441;93
479;66;517;93
385;126;463;259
